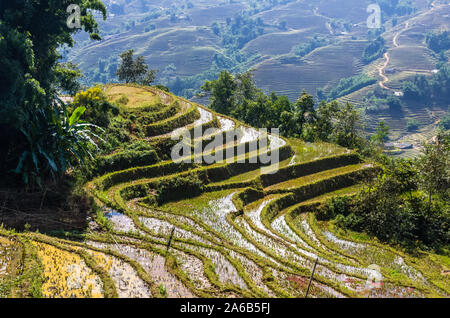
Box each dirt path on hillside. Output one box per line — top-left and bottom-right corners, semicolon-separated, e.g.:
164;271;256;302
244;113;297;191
392;22;408;48
377;1;449;91
378;22;409;90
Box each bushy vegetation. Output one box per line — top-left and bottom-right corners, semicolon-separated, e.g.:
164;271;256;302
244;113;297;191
362;36;386;64
402;64;450;101
318;74;377;101
202;71;370;150
70;87;136;154
439;107;450;131
0;0;107;188
361;89;403;114
292;36;328;57
72;87;120;127
426;31;450;54
407;119;420;131
54;62;83;95
320;134;450;251
116;50;157;86
218;14;265;50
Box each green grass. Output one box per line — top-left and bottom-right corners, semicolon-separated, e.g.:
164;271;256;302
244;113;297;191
208;158;292;187
158;190;236;213
288;139;349;164
265;163;369;191
104;85;163;109
285;184;363;209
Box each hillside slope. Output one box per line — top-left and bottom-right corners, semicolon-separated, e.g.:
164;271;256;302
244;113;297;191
1;85;448;298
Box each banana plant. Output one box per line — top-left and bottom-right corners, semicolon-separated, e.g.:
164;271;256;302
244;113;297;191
14;97;104;188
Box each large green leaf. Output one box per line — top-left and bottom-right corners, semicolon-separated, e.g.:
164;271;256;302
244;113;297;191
15;151;29;174
68;106;86;126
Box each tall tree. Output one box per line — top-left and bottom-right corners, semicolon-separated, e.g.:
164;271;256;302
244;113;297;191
331;102;364;149
371;121;390;146
316;101;340;141
202;71;237;115
417;134;450;207
116;49;157;85
0;0;106;111
0;0;107;187
296;91;317;131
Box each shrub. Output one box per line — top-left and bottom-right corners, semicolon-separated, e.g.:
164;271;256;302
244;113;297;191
72;86;119;128
317;196;353;221
323;74;377;101
155;172;205;204
292;36;328;57
426;31;450;53
387;95;402;112
362;37;386;64
14;103;102;187
407;119;420;131
333;155;450;250
439;109;450;130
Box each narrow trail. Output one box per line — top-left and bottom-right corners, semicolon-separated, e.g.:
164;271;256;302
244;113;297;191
378;52;392;90
377;0;448;91
378;22;409;90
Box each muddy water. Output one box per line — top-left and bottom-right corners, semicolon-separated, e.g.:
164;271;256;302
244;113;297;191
86;244;151;298
87;241;195;298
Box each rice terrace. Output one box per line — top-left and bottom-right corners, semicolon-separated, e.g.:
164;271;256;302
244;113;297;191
0;0;449;303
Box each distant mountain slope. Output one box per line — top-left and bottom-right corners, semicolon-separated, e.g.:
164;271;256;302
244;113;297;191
68;0;432;96
68;0;449;146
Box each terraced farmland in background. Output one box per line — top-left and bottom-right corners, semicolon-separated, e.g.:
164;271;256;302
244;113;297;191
1;85;449;298
336;3;449;144
253;40;368;100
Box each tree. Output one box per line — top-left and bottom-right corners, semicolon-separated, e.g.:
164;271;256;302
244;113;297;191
142;69;158;86
116;49;157;85
407;119;420;132
296;91;317;131
201;71;237;115
235;71;259;104
315;101;340;141
371;121;390;146
211;22;220;35
417;134;450;207
387;95;402;112
279;111;298;137
54;62;83;95
402;81;421;100
0;0;107;187
330;102;364;149
426;31;450;53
